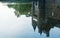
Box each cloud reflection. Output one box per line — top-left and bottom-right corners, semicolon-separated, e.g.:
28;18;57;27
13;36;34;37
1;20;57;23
0;2;35;38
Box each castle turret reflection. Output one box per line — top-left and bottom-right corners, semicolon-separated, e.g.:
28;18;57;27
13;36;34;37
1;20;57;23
32;17;60;37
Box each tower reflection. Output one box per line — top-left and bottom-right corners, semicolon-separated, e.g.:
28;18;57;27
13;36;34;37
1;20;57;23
32;17;60;37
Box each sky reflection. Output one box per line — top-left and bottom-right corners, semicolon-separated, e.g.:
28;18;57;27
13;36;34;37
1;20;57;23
0;2;36;38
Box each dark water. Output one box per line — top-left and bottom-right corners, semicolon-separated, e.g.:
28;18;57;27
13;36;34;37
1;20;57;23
0;2;60;38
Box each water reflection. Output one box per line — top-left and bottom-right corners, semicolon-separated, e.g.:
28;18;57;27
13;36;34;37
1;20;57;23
0;2;60;38
32;16;60;37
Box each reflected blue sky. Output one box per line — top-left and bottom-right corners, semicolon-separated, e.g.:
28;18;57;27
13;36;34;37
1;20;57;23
0;2;60;38
0;2;40;38
50;27;60;38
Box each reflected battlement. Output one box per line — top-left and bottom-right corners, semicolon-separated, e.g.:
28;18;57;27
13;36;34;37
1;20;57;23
32;17;60;37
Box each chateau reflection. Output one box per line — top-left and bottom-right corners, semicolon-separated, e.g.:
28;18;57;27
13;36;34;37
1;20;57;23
32;17;60;37
32;0;60;37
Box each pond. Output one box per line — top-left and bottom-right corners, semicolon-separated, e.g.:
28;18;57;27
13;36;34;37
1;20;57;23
0;2;60;38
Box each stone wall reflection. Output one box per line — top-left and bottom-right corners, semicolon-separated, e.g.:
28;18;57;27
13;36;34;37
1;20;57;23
32;17;60;37
32;0;60;37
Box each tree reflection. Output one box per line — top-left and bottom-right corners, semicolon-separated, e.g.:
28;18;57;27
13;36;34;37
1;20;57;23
8;3;32;17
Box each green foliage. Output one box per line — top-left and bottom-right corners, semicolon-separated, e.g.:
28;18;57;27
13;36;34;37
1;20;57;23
8;3;32;17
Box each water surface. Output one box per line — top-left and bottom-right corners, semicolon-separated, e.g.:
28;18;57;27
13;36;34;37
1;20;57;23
0;2;60;38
